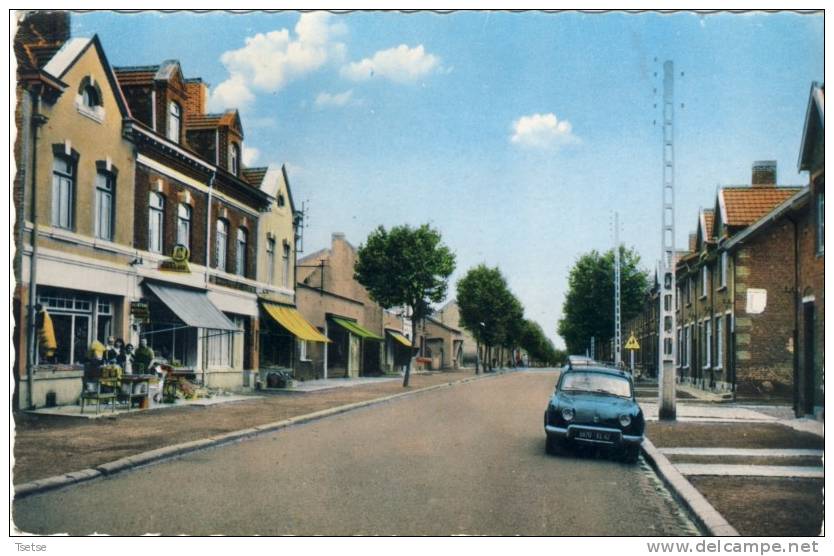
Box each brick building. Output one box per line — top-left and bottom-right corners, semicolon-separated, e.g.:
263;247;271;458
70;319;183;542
794;82;824;417
671;160;811;402
13;12;307;407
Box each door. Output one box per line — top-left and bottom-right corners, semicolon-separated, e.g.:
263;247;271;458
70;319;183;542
802;302;815;415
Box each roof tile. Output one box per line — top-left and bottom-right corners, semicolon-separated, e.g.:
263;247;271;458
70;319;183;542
722;187;803;227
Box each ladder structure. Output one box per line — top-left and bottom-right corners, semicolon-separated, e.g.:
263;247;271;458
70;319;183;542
658;60;677;420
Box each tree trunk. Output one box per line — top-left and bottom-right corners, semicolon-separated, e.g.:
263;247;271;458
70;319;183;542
403;316;417;387
475;339;480;374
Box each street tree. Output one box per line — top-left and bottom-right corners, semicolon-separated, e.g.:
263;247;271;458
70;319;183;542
355;224;456;387
456;264;523;372
557;246;649;356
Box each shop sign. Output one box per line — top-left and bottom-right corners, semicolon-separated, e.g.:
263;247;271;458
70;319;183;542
130;301;150;322
160;244;191;273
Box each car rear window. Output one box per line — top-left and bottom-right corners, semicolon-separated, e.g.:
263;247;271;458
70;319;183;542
560;372;632;398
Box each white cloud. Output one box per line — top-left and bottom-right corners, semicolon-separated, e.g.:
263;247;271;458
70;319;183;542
341;44;440;83
208;12;346;112
242;146;260;166
510;113;579;149
314;89;355;108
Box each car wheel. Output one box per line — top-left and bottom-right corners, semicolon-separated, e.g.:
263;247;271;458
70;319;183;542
545;435;566;456
622;445;640;464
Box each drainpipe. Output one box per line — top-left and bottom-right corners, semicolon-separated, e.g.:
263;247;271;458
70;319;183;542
25;89;47;410
203;170;216;386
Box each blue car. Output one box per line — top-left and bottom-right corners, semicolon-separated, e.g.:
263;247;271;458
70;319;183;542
544;365;645;463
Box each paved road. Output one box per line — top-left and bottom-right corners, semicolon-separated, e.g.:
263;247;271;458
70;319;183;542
14;370;699;535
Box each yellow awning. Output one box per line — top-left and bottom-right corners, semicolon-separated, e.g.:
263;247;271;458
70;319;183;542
262;303;331;343
388;330;413;348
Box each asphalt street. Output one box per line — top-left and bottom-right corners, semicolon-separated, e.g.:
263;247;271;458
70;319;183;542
13;370;699;535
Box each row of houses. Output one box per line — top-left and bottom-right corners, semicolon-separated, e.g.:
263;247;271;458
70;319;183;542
624;83;824;418
12;12;470;411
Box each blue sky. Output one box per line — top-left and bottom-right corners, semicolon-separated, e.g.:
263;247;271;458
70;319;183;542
73;11;823;348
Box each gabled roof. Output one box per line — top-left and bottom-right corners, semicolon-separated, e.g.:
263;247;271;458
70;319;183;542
718;187;804;227
42;36;91;78
700;208;715;242
724;187;811;251
113;66;158;85
798;81;824;172
37;35;130;117
17;41;64;73
185;109;243;137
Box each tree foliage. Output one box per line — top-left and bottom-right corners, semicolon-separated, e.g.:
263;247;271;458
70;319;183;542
519;319;562;366
557;246;649;356
355;223;455;386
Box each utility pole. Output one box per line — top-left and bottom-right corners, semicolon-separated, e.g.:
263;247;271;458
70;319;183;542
614;211;622;367
658;60;677;420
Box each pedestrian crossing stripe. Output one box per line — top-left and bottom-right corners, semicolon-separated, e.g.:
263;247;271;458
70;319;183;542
624;333;640;350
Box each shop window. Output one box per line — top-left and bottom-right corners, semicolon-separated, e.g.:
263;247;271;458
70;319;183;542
94;171;115;240
148;192;165;253
52;155;75;230
299;340;309;361
167;101;181;143
177;203;191;249
36;290;116;366
216;219;229;271
207;329;233;367
235;227;248;276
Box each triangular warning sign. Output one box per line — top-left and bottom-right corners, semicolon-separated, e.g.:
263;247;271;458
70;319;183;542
624;333;640;350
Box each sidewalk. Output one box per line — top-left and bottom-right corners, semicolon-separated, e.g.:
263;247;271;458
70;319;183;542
12;370;480;486
640;395;824;536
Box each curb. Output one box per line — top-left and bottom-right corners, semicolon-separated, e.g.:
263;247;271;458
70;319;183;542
641;437;739;536
14;369;516;500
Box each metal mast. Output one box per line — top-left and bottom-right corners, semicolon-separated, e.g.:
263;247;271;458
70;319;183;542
614;211;622;366
658;60;677;420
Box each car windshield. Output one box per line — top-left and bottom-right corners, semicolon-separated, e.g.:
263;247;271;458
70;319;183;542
560;372;632;398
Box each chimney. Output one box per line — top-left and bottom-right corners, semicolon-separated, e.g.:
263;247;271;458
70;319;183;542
688;233;697;253
184;78;208;117
751;160;777;187
332;232;346;244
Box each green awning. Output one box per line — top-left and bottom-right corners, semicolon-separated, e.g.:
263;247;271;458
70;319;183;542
330;317;384;341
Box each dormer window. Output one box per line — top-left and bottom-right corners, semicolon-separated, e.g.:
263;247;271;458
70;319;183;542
229;143;240;175
167;101;181;143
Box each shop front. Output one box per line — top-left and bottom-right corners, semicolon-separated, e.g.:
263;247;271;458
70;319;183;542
385;329;414;374
327;316;384;378
141;281;240;387
26;286;127;407
259;301;330;384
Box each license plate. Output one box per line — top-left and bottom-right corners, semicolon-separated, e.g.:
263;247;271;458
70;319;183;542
575;429;613;442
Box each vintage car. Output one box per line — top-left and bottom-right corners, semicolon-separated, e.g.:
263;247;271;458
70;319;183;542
543;365;644;463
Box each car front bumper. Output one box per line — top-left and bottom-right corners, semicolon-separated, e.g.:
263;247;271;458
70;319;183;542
545;424;643;446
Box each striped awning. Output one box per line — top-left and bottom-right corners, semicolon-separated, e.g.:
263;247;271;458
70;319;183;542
330;317;384;341
145;282;237;331
262;303;331;343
